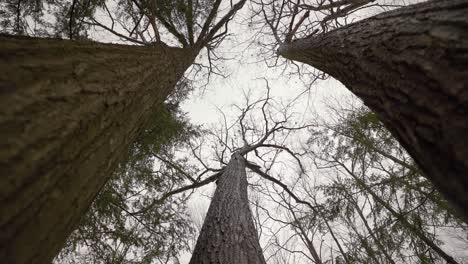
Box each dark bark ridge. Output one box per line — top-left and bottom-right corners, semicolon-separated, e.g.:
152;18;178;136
279;0;468;219
0;35;196;264
189;153;266;264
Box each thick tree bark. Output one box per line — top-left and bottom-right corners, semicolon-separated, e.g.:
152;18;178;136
0;35;196;264
279;0;468;219
189;153;266;264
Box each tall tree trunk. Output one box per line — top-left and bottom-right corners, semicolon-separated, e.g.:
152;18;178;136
189;153;266;264
279;0;468;219
0;35;196;264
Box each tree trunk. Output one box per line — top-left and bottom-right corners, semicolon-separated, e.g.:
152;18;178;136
0;35;196;264
279;0;468;219
189;153;266;264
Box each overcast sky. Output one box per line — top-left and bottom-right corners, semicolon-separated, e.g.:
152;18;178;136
176;3;468;263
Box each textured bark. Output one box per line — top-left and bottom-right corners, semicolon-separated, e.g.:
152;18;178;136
189;153;266;264
0;35;195;264
279;0;468;219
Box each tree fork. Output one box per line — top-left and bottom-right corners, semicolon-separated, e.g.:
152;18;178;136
279;0;468;219
0;35;196;264
189;152;266;264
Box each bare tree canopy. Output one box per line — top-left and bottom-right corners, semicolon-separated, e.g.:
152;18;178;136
142;86;468;263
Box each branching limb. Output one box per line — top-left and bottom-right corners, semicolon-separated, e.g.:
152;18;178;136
258;144;306;173
84;19;148;45
247;163;318;211
153;153;197;183
285;10;309;43
196;0;247;47
135;169;224;216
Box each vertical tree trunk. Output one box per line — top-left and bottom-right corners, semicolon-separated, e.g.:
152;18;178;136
189;153;266;264
0;35;196;264
279;0;468;219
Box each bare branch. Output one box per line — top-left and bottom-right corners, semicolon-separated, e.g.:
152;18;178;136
135;169;224;216
247;163;318;211
196;0;247;47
